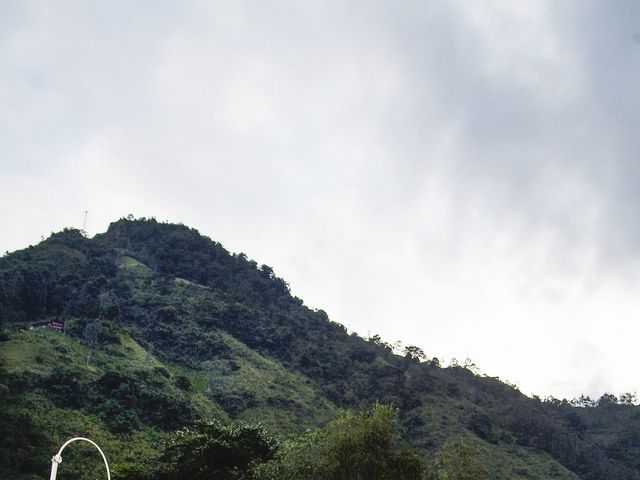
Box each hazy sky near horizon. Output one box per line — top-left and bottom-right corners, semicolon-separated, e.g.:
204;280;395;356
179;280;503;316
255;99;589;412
2;0;640;400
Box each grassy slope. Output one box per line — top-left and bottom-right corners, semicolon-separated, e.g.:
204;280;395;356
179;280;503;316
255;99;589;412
0;310;336;479
116;252;338;433
400;382;579;479
1;329;168;479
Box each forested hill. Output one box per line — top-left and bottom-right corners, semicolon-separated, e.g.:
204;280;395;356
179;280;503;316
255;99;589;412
1;218;639;480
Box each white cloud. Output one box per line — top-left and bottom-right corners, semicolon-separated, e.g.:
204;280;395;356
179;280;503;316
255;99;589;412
1;0;639;400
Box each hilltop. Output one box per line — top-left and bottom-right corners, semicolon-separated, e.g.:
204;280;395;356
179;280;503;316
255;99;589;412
1;218;639;479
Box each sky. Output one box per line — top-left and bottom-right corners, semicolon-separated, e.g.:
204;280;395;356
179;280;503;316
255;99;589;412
1;0;639;400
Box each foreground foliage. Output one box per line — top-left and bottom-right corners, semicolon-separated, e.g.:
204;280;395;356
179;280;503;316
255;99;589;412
255;404;424;480
157;420;277;480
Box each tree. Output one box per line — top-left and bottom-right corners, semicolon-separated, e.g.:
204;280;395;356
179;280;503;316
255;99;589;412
571;395;596;408
253;430;329;480
325;404;424;480
404;345;427;361
369;334;393;351
174;375;192;392
83;318;102;363
255;404;424;480
111;462;153;480
597;393;618;407
431;438;488;480
463;358;479;374
83;318;102;348
157;419;278;480
620;392;637;405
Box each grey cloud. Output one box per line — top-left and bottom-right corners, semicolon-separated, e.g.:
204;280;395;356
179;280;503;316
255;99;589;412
1;0;639;399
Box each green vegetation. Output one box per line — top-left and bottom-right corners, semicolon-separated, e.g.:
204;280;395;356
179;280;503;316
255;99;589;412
157;419;278;480
255;404;424;480
1;217;639;479
431;438;488;480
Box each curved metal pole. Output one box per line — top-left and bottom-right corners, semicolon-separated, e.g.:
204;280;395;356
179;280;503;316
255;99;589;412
49;437;111;480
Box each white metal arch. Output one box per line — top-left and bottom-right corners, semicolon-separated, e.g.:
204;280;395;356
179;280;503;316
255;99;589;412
49;437;111;480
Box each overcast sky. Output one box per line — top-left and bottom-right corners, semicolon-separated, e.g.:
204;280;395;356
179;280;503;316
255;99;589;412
2;0;640;400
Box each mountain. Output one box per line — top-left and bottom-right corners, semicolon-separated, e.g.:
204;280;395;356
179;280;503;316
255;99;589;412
1;218;639;480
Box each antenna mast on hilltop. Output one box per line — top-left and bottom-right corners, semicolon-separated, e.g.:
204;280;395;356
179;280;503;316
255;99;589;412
82;211;88;236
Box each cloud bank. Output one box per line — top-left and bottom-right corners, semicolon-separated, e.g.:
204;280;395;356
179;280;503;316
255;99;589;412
1;0;639;399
